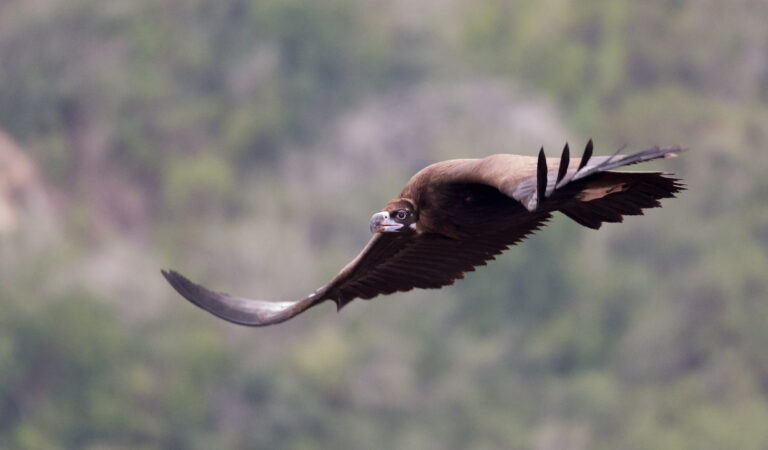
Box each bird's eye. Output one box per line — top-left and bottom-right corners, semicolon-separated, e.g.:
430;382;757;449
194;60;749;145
396;210;408;220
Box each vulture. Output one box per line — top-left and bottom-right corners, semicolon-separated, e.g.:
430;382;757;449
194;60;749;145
163;141;685;327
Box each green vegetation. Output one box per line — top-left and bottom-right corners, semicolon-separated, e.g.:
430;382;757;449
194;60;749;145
1;0;767;448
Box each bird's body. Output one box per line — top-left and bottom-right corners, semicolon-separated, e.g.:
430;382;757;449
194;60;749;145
163;141;685;326
397;153;573;237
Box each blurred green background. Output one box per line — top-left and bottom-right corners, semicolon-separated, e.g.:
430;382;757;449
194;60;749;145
1;0;767;449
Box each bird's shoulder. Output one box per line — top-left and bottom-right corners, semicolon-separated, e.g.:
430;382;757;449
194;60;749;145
403;153;551;198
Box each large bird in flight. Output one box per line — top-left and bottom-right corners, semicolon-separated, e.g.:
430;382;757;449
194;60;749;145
163;141;685;326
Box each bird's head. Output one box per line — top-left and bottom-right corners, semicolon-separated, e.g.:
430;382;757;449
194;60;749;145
370;198;418;233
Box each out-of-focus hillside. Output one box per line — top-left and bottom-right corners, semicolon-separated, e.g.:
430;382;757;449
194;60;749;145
1;0;767;449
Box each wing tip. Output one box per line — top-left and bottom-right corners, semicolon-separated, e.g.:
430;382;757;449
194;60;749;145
663;145;688;157
161;268;187;288
161;268;321;327
161;268;186;294
160;268;177;283
161;268;218;313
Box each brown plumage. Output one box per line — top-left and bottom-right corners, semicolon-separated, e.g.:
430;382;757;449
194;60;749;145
162;141;685;326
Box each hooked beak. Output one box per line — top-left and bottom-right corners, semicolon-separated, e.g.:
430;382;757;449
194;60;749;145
370;211;403;233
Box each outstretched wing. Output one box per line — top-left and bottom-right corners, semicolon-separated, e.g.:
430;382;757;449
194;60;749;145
508;141;686;212
162;270;321;326
407;142;685;212
323;212;551;309
161;233;410;327
163;210;550;325
436;141;685;226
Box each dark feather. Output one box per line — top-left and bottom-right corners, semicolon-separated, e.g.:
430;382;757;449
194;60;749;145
536;147;547;208
578;139;594;171
560;173;684;229
557;143;570;184
326;203;552;309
